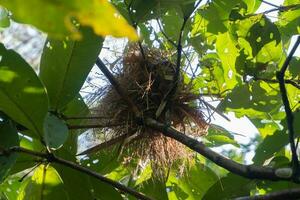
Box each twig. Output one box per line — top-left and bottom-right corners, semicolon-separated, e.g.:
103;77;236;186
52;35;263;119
156;1;202;117
276;35;300;178
254;4;300;16
258;0;281;9
64;115;112;120
0;146;153;200
254;77;300;90
96;58;141;118
77;134;129;155
67;123;124;130
235;188;300;200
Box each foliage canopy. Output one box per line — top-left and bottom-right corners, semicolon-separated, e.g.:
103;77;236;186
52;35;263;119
0;0;300;199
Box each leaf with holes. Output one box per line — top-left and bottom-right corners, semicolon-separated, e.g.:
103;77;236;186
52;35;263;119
0;44;48;137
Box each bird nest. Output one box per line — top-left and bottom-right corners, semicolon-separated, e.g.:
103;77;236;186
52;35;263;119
91;44;208;175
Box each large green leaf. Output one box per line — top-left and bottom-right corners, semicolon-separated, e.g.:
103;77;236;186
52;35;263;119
40;26;103;111
202;173;254;200
0;0;138;40
0;176;22;199
61;94;89;155
54;164;94;200
90;175;123;200
253;111;300;164
17;164;69;200
167;163;218;200
245;16;282;60
0;116;19;182
220;82;283;120
9;136;44;175
44;113;68;150
216;32;239;89
0;44;48;137
278;1;300;38
54;150;122;200
205;125;239;148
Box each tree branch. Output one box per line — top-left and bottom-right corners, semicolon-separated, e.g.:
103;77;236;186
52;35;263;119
144;117;298;182
235;188;300;200
95;58;141;118
67;123;124;130
0;146;153;200
276;35;300;178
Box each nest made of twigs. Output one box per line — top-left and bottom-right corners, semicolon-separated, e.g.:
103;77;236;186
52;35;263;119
93;44;208;175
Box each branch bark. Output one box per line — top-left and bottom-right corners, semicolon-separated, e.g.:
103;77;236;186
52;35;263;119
276;35;300;178
0;146;153;200
95;58;141;118
144;118;297;182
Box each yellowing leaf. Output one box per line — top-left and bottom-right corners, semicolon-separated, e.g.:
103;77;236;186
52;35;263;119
0;0;138;40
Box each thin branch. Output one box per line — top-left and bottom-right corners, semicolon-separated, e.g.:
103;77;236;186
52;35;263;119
64;115;113;120
254;77;300;90
276;35;300;177
144;117;298;182
156;1;202;117
258;0;281;9
254;4;300;16
235;188;300;200
67;123;124;130
77;134;129;155
0;146;153;200
95;58;141;118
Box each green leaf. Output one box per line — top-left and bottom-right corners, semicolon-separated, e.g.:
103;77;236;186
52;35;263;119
0;176;22;199
220;82;283;120
278;2;300;38
0;116;19;182
246;16;281;58
253;111;300;164
161;9;184;43
9;136;44;175
18;164;69;200
44;113;68;150
40;26;103;111
205;125;239;147
53;150;119;200
289;57;300;78
216;32;239;89
135;178;168;200
0;44;49;137
167;163;218;200
54;164;94;200
127;0;158;23
61;94;89;155
0;6;9;28
202;173;254;200
90;176;123;200
0;0;138;40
